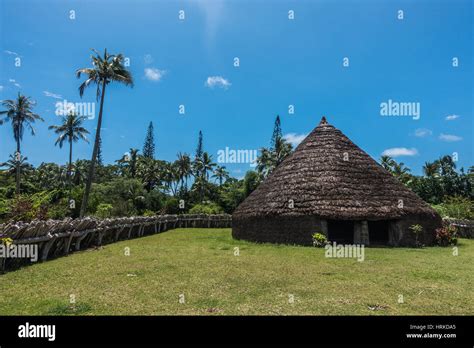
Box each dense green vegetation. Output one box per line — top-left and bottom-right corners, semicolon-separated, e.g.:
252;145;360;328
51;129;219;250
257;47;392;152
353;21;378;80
0;228;472;315
380;155;473;219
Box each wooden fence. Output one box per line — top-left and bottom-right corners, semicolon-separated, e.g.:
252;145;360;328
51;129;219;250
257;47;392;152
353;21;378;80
443;217;474;239
0;214;232;273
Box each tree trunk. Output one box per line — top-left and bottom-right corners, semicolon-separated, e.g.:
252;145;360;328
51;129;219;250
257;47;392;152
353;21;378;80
15;140;20;195
79;80;107;218
68;137;73;195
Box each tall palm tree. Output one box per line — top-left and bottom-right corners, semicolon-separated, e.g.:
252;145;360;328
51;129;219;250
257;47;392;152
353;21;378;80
0;93;44;194
176;152;192;191
201;152;216;181
162;162;180;196
76;48;133;217
48;112;89;190
212;165;229;186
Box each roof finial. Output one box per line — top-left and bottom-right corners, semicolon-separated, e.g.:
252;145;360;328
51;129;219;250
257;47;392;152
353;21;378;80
319;116;328;125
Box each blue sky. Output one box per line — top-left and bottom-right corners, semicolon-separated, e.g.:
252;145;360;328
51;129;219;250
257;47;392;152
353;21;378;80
0;0;472;177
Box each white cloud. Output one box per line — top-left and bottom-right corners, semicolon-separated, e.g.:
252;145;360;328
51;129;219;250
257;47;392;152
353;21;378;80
144;68;165;81
0;85;3;91
382;147;418;157
43;91;62;99
205;76;231;89
283;133;307;147
9;79;15;83
414;128;432;137
4;50;18;56
445;114;460;121
439;133;462;142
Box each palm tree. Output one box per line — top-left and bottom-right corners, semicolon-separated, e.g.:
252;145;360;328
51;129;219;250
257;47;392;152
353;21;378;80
49;112;89;190
137;157;162;192
116;148;139;178
423;161;440;178
201;152;216;181
256;138;292;178
0;93;44;194
162;162;180;196
380;155;396;173
176;152;192;191
212;165;229;186
0;153;30;175
76;48;133;217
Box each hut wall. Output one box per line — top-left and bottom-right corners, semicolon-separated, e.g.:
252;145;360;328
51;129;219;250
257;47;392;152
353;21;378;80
232;215;322;246
388;214;441;246
354;221;370;245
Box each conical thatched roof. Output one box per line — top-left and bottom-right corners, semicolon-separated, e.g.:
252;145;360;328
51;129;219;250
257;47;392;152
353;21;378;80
234;117;438;220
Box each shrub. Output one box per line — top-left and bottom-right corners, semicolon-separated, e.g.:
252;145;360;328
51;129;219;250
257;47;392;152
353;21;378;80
432;196;474;220
189;203;224;215
312;232;327;247
8;195;35;222
0;237;13;246
409;224;424;248
163;197;181;214
435;224;458;246
142;209;156;217
95;203;113;219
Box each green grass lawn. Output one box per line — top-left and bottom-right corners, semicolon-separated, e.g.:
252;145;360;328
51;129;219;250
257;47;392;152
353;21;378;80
1;228;473;315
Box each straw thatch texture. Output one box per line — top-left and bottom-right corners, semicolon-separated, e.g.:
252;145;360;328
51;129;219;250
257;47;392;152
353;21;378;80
233;117;441;246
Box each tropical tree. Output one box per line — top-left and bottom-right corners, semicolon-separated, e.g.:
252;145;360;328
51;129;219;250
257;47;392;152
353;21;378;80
142;121;155;159
136;157;163;192
212;165;229;186
162;162;180;195
116;148;139;178
76;48;133;217
48;112;89;190
0;153;31;176
195;130;203;160
201;152;216;181
176;152;192;191
256;116;292;178
0;93;44;194
380;155;396;172
423;161;440;178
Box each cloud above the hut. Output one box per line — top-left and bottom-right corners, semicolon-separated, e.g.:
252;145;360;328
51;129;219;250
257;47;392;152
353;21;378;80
144;68;166;82
205;76;231;89
283;133;307;146
445;114;460;121
43;91;63;99
382;147;418;157
4;50;19;56
414;128;432;137
439;133;462;142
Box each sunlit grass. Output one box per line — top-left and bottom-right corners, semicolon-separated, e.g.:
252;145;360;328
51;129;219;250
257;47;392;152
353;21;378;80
1;228;472;315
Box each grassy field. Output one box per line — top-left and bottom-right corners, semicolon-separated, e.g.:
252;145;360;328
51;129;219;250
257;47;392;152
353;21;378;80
0;228;473;315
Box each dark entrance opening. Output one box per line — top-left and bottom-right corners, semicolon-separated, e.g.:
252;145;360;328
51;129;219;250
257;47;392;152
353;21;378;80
368;220;390;245
327;220;354;244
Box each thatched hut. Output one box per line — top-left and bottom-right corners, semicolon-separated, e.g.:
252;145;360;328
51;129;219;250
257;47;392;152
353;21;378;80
232;117;441;247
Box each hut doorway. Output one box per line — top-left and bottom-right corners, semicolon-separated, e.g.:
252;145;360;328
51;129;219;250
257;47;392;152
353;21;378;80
368;220;390;245
327;220;354;244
